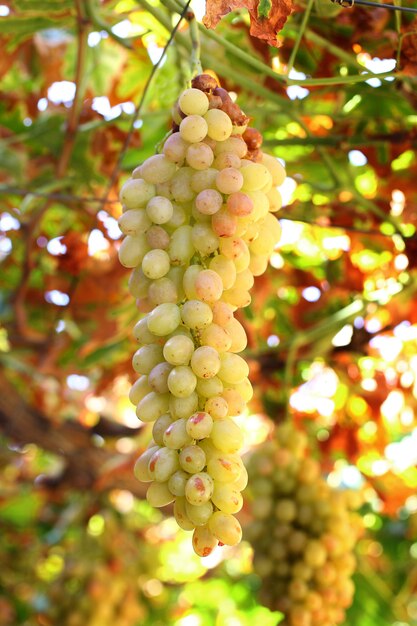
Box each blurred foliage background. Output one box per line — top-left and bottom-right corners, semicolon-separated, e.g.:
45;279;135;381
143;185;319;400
1;0;417;624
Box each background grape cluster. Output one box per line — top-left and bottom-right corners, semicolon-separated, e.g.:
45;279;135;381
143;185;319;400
246;423;362;626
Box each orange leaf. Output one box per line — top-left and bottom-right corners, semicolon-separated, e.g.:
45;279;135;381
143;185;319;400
203;0;293;48
401;19;417;76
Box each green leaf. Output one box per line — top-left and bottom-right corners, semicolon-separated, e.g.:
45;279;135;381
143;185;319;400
0;491;43;527
258;0;272;19
82;339;130;367
0;17;63;45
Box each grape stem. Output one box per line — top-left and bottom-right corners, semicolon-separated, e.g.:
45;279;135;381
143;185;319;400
186;9;202;77
286;0;315;77
102;0;192;201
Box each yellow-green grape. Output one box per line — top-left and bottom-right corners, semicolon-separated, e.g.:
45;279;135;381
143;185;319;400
174;497;195;531
230;377;253;402
148;447;179;482
221;388;246;416
134;446;160;482
224;317;248;353
168;225;195;265
129;376;152;405
170;392;199;419
179;88;209;116
146;196;174;224
191;168;219;193
261;153;286;186
186;411;213;439
163;418;193;450
205;395;228;419
163;132;188;164
118;208;151;236
204;109;233;141
185;472;214;505
132;344;163;375
119;178;155;209
192;524;218;557
179;445;207;473
195;269;223;302
191;223;219;256
208;511;242;546
207;454;242;483
141;154;177;184
196;375;224;398
214;135;247;157
167;365;197;398
142;249;171;279
186;142;214;170
200;323;232;353
211;419;244;453
212;483;243;514
186;501;214;526
136;392;170;422
181;300;213;329
195;189;223;215
118;234;149;268
129;266;150;299
218;352;249;385
209;255;237;290
148;276;177;305
152;414;173;445
146;481;175;507
168;470;190;497
241;162;271;192
163;334;195;366
120;75;288;557
183;264;202;300
147;303;181;336
190;346;221;379
179;115;208;143
233;464;248;491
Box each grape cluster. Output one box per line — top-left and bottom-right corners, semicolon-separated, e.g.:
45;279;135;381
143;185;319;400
118;74;285;556
246;424;361;626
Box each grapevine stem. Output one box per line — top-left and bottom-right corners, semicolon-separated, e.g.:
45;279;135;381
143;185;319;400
287;0;315;77
304;30;364;70
103;0;192;199
187;9;202;77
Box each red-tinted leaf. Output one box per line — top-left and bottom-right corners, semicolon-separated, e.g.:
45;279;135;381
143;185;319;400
203;0;293;47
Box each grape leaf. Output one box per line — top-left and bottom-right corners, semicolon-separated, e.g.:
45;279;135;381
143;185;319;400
203;0;293;47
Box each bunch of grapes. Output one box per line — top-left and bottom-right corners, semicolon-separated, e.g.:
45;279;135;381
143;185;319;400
246;424;361;626
118;74;286;556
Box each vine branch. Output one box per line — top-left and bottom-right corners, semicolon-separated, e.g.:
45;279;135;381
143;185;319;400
102;0;192;201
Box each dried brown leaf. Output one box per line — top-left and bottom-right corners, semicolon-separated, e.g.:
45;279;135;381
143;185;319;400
203;0;293;48
400;20;417;76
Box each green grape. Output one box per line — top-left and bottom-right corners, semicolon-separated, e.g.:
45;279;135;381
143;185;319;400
208;511;242;546
120;75;289;558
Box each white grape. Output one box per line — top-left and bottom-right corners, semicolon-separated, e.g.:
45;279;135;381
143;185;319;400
179;115;208;143
141;154;176;184
146;196;174;224
204;109;233;141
